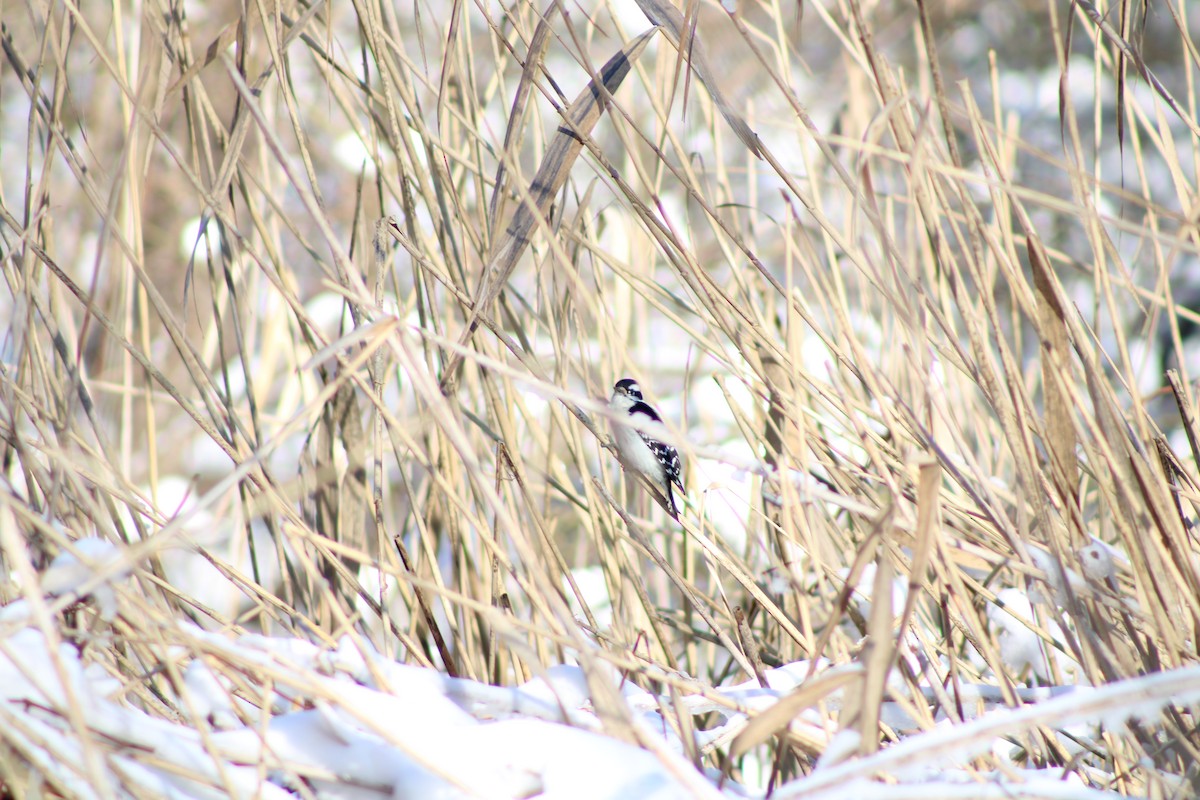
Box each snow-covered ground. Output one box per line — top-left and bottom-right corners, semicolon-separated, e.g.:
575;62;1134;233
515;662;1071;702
0;537;1193;799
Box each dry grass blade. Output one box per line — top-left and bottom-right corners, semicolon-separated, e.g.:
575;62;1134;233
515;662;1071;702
630;0;763;158
776;666;1200;799
899;460;939;635
3;0;1200;794
1029;238;1081;542
487;0;561;230
856;519;895;757
728;666;862;762
597;479;756;678
1167;370;1200;468
1073;0;1200;138
442;27;658;388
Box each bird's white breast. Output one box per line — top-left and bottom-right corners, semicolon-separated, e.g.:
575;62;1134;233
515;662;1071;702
612;420;666;482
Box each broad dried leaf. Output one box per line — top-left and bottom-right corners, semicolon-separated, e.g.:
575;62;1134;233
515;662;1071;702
443;28;657;386
632;0;763;158
858;537;894;755
728;666;862;760
488;1;560;230
1029;238;1080;539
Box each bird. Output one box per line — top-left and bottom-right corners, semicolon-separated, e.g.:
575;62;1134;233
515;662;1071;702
608;378;685;520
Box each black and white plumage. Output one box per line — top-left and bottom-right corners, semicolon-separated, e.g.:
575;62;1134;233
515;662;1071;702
609;378;685;520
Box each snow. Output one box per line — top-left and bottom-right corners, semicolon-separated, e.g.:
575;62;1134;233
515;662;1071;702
183;660;241;730
39;537;130;621
1;557;1190;799
0;368;1167;799
2;3;1193;797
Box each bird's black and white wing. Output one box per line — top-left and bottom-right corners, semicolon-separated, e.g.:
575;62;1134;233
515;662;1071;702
609;379;683;520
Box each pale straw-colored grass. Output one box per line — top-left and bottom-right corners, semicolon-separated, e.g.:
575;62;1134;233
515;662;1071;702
1;0;1198;794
